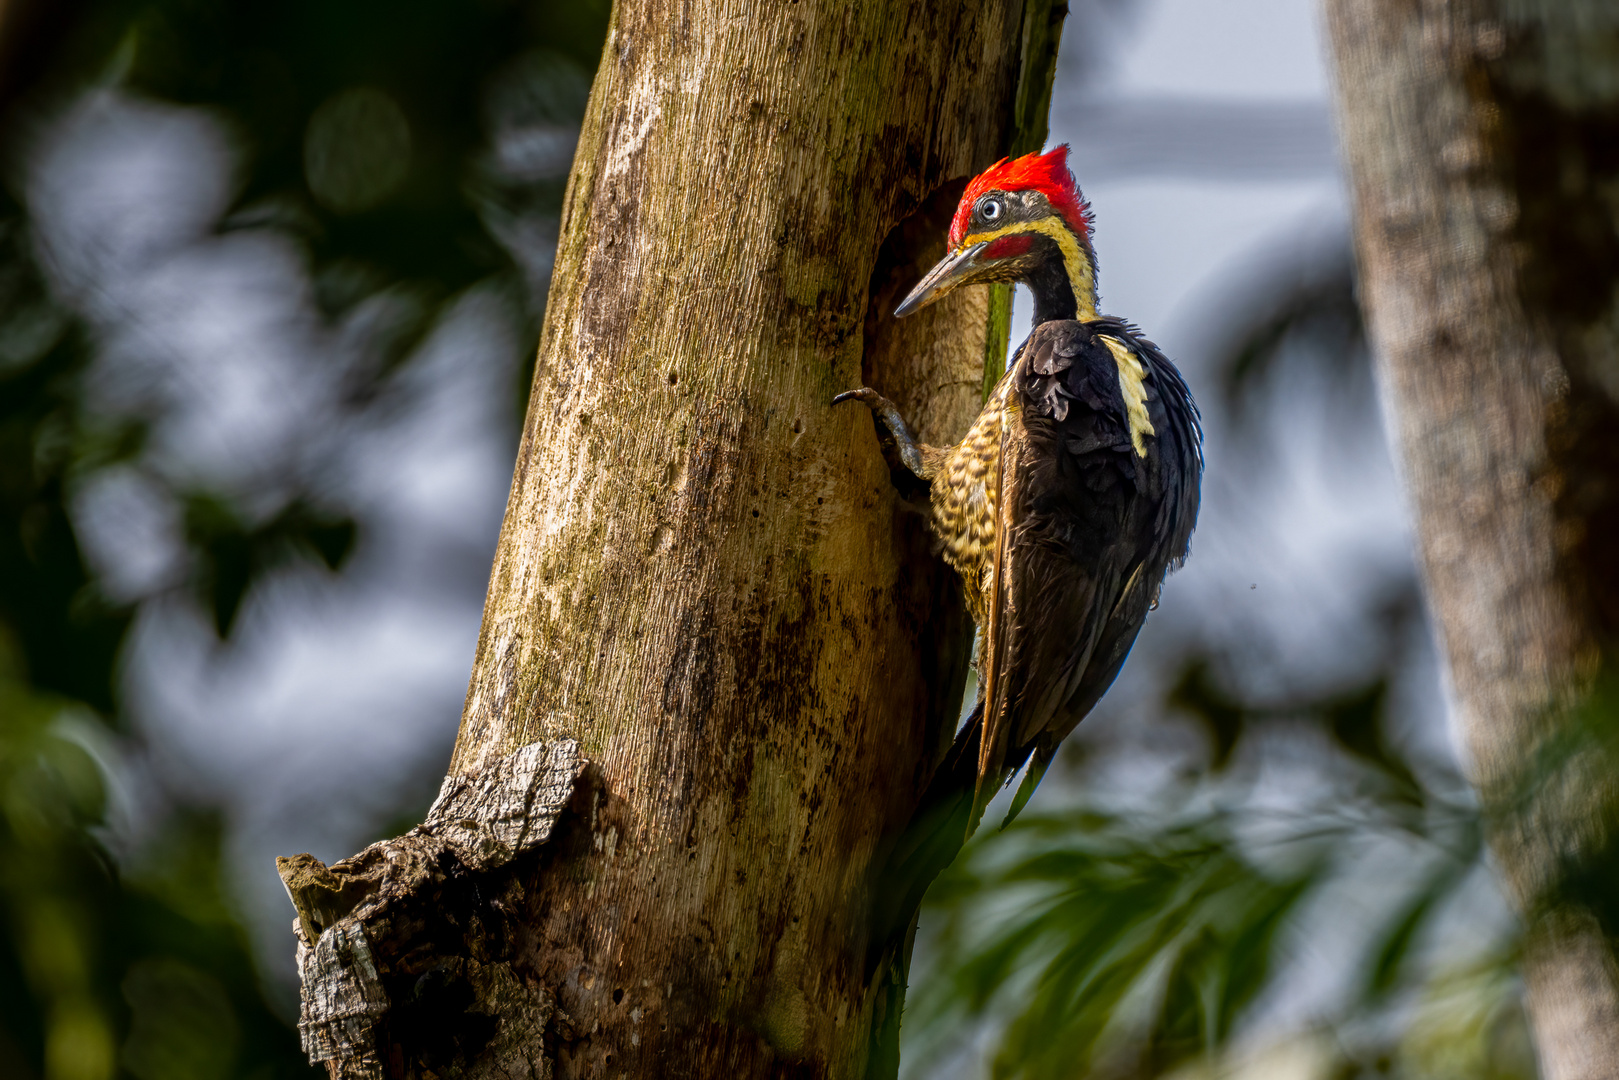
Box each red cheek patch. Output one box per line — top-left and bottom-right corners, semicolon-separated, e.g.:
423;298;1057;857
984;233;1034;259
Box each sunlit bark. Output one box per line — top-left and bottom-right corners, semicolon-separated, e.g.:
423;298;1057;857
279;1;1067;1076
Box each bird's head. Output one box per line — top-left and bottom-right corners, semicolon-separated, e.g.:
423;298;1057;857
895;144;1098;323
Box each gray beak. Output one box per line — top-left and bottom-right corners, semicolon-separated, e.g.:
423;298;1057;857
894;241;991;317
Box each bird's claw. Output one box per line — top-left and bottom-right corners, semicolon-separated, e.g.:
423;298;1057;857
834;386;928;479
832;386;884;408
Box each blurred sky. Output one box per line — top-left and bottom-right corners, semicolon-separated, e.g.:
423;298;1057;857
36;86;536;996
28;0;1488;1043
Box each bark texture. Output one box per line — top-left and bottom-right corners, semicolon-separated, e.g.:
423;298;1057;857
279;741;581;1078
1325;2;1619;1076
282;0;1066;1076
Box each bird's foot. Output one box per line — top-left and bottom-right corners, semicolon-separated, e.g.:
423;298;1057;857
834;386;928;479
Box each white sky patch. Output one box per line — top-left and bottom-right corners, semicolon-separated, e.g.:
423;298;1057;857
1110;0;1330;101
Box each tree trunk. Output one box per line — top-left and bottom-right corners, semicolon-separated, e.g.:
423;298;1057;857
1324;2;1619;1077
277;1;1066;1077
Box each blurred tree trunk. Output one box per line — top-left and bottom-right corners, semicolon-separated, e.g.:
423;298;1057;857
279;1;1065;1078
1326;2;1619;1077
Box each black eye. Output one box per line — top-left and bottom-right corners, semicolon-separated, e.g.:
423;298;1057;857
980;198;1002;223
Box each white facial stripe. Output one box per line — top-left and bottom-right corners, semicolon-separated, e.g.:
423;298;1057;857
959;217;1097;322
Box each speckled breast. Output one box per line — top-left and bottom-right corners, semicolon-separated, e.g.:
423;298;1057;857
929;372;1013;626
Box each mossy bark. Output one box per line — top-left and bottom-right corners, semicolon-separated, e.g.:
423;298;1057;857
282;1;1067;1077
1325;3;1619;1077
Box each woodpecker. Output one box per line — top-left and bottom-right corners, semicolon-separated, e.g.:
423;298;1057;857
837;145;1202;836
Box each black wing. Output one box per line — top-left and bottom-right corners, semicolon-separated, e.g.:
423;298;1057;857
975;316;1202;826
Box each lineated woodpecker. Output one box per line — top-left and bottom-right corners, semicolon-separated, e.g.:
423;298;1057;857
839;145;1203;866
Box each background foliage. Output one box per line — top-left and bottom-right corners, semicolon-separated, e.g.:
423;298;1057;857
0;1;607;1075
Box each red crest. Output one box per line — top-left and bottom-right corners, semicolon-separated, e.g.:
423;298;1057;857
948;144;1092;248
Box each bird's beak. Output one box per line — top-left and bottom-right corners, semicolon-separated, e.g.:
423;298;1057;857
894;240;991;317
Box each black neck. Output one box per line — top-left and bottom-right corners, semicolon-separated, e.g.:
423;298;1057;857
1019;232;1096;326
1025;253;1079;325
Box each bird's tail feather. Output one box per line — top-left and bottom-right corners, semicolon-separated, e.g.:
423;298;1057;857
1002;742;1054;829
865;705;980;973
866;703;1030;974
